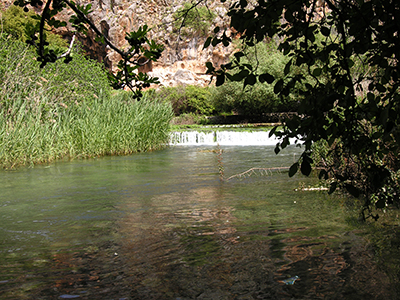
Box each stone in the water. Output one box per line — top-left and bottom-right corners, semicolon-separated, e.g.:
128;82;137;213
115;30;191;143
282;275;299;285
59;295;80;299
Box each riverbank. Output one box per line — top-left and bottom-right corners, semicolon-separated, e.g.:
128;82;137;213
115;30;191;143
0;93;173;169
0;36;173;169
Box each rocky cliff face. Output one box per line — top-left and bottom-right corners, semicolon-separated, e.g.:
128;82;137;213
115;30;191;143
4;0;235;87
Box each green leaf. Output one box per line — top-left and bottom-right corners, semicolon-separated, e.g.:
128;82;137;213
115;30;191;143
318;169;328;180
345;184;360;198
300;159;312;176
234;51;245;60
230;73;244;81
312;68;322;77
367;92;375;102
328;182;337;194
284;60;291;76
203;37;212;49
205;61;214;73
216;73;225;86
274;145;280;155
320;26;331;37
237;69;250;78
244;74;256;87
243;63;253;71
274;79;284;94
259;72;275;84
268;125;278;138
211;37;219;47
375;199;386;209
281;137;289;148
376;83;386;93
289;163;299;177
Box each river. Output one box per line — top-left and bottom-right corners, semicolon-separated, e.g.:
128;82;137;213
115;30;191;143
0;139;396;299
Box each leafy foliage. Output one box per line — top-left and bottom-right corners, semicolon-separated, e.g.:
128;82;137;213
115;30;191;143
1;4;37;41
0;35;111;118
173;2;216;38
206;0;400;220
152;85;215;116
211;41;303;115
0;4;67;52
0;36;173;168
13;0;164;98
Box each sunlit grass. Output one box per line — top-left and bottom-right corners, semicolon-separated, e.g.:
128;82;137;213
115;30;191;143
0;36;173;168
0;92;173;168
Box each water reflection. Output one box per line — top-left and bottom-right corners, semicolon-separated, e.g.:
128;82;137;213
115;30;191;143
0;146;395;299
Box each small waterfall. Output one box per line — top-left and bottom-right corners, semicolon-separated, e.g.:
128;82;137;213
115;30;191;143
170;130;282;146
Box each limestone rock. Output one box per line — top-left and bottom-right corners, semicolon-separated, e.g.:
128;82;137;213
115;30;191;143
2;0;235;87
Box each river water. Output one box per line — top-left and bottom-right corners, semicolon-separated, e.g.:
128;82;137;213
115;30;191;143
0;141;395;299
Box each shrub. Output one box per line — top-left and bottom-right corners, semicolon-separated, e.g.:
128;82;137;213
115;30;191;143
0;35;111;122
173;3;216;37
1;4;36;42
211;40;308;115
0;5;67;53
152;85;215;116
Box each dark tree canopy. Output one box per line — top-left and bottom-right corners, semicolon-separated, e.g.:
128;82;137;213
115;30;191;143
206;0;400;220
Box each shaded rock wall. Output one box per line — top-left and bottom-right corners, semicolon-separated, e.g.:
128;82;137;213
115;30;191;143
3;0;235;87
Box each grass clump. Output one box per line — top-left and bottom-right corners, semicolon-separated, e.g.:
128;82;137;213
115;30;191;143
0;36;173;168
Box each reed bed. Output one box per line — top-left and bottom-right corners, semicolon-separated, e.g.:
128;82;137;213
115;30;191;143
0;36;174;168
0;93;173;168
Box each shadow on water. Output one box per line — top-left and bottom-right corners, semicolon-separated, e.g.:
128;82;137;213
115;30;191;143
0;145;398;299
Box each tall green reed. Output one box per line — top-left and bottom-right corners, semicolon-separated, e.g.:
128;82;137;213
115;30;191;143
0;92;173;168
0;36;174;168
0;35;110;119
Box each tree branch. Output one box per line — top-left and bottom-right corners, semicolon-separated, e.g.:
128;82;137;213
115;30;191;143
62;0;126;59
57;33;76;58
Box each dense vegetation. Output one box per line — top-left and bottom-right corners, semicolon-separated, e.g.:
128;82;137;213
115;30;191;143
206;0;400;221
211;41;304;115
173;2;216;38
12;0;164;98
0;34;173;168
0;4;67;53
8;0;400;222
151;85;215;116
149;41;304;119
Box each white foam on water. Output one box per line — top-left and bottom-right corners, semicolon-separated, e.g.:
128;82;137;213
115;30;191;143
170;131;290;146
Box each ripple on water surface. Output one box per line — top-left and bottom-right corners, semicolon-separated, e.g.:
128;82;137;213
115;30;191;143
0;145;396;299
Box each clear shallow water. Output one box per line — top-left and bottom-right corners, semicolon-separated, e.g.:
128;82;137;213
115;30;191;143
0;145;393;299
